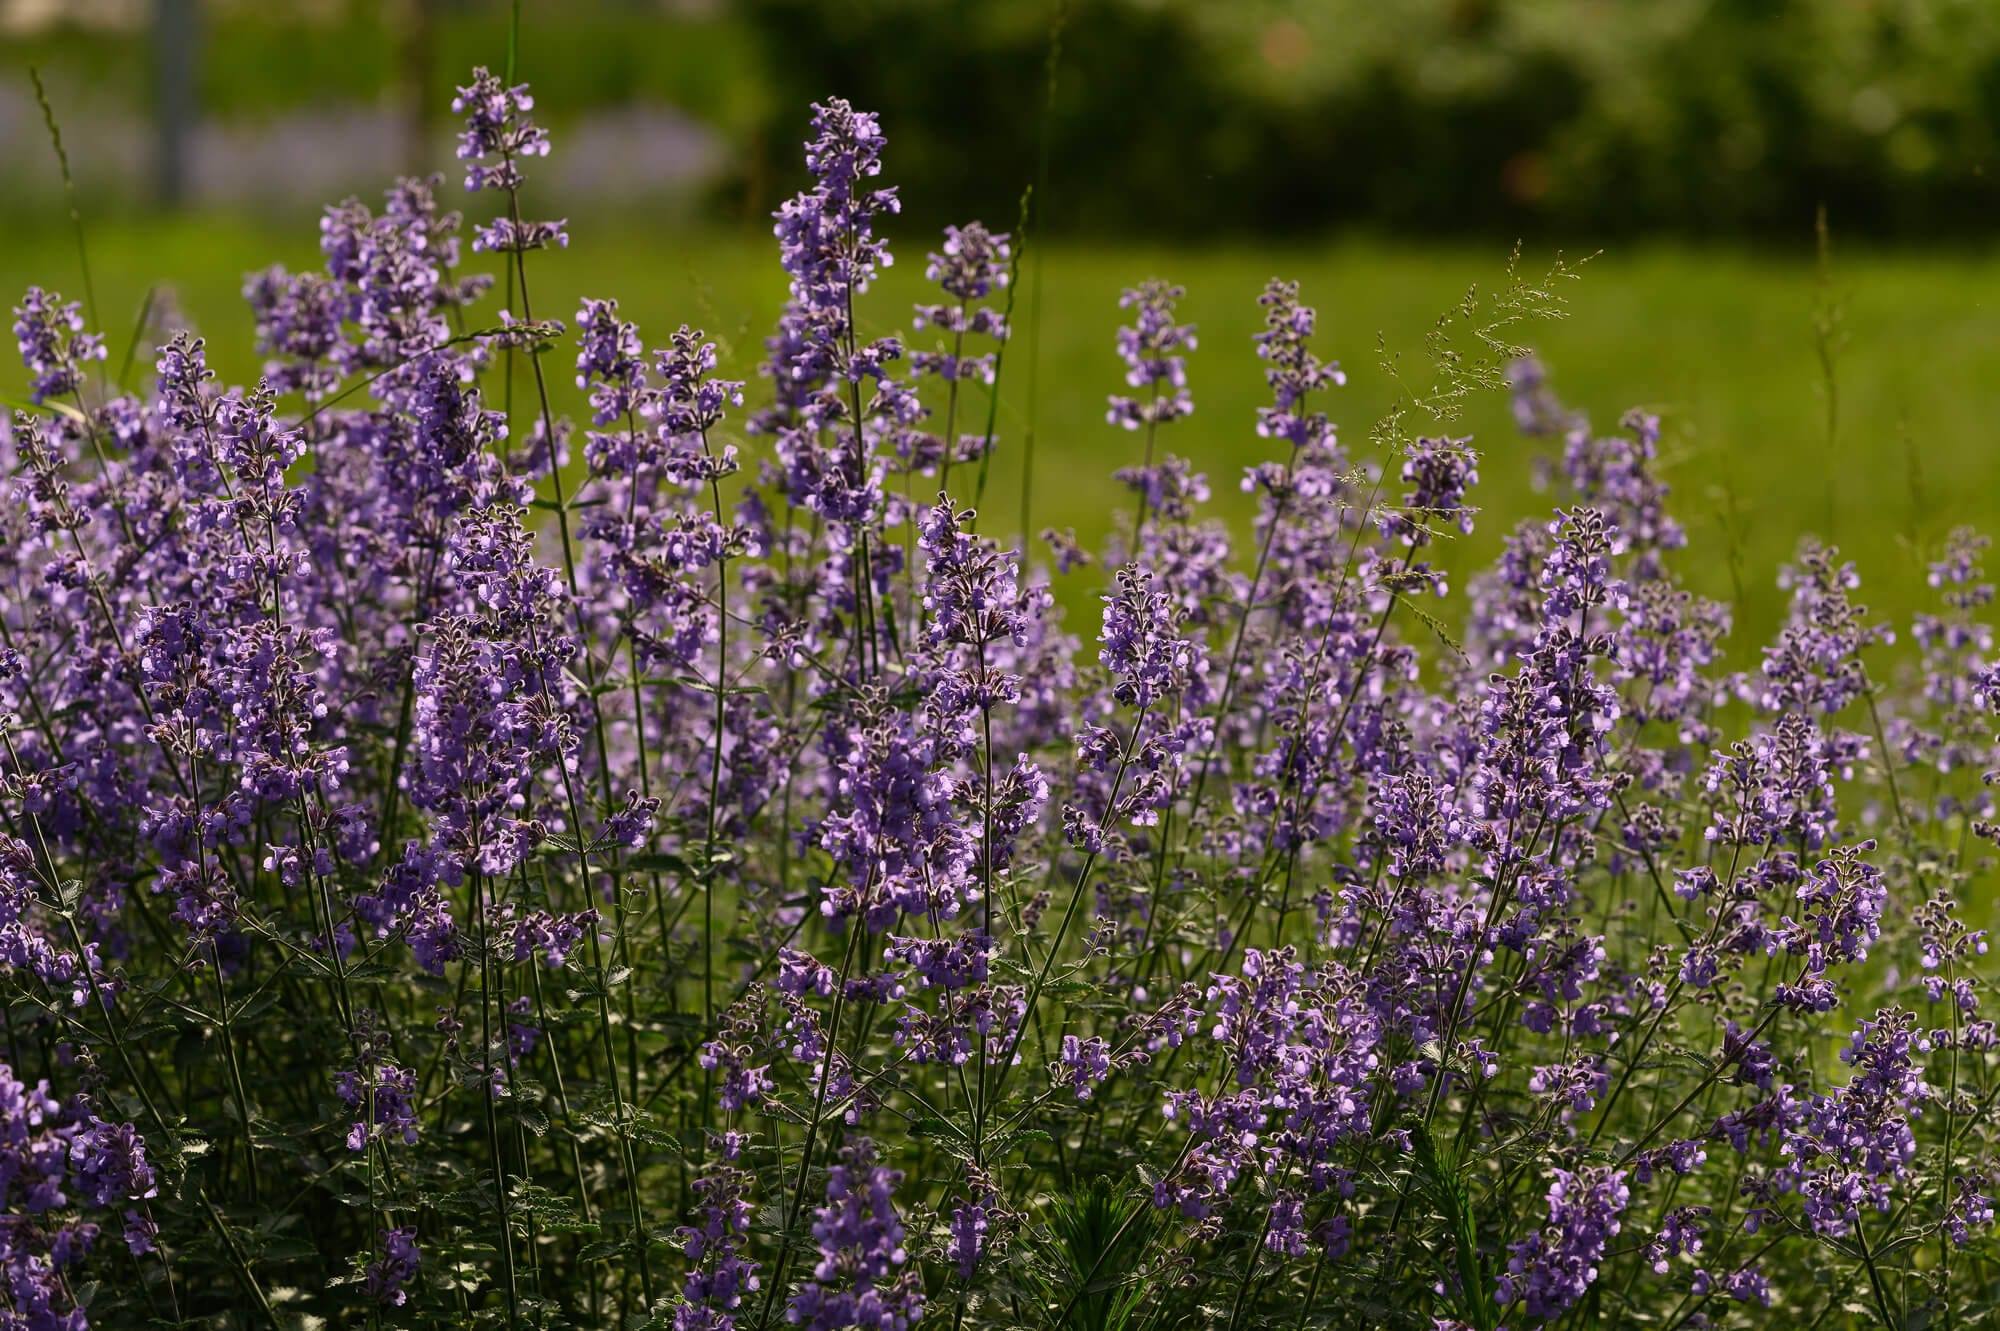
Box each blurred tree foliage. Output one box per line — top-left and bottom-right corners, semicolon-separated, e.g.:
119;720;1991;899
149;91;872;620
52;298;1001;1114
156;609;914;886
5;0;1997;240
739;0;2000;241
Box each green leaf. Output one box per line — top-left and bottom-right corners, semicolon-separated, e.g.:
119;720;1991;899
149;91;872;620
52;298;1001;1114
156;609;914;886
908;1115;965;1143
1411;1123;1499;1331
1021;1178;1160;1331
577;1237;629;1264
505;1103;551;1137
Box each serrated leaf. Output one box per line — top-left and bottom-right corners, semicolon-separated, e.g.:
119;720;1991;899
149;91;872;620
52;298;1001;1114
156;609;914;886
1658;1048;1717;1075
505;1103;551;1136
255;1237;321;1262
908;1115;964;1142
577;1237;629;1264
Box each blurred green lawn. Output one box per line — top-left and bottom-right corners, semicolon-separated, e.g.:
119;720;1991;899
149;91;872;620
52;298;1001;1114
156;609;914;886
5;215;1997;657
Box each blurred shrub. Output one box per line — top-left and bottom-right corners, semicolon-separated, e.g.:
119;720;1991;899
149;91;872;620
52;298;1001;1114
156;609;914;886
0;3;769;135
740;0;2000;241
6;0;1996;239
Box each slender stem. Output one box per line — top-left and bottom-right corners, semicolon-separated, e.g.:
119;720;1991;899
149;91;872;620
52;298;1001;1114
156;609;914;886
935;309;968;502
972;683;996;1169
701;430;730;1042
756;920;868;1329
197;1187;282;1330
210;939;259;1204
474;867;522;1328
1226;1206;1274;1331
494;152;657;1300
28;68;101;339
1623;1002;1784;1164
1853;1213;1901;1331
979;705;1149;1128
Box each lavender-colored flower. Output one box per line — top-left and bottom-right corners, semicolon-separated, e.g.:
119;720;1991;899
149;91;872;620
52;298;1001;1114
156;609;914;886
244;264;344;393
1056;1035;1113;1100
1529;1056;1608;1114
0;1064;153;1321
364;1227;421;1306
1507;355;1586;439
1646;1206;1709;1273
883;931;991;992
1690;1264;1773;1306
1381;436;1478;547
1754;541;1889;716
452;68;567;253
336;1061;420;1150
1614;578;1730;737
1099;564;1206;710
1372;772;1465;879
1948;1176;1996;1247
1252;278;1342;450
911;223;1010;390
763;98;908;530
817;689;977;929
918;496;1044;653
922;224;1009;306
702;1003;775;1114
1115;452;1212;531
501;907;595;972
653;325;747;447
1781;841;1887;968
68;1118;157;1209
1703;713;1840;852
1557;408;1684;571
1107;280;1196;432
575;297;647;426
788;1138;925;1330
13;287;105;403
453;67;550;193
474;216;569;254
774;99;899;342
1772;1007;1930;1239
604;789;661;850
124;1209;159;1256
679;1132;761;1330
1499;1167;1629;1319
408;594;573;877
0;835;98;1005
1538;506;1627;624
948;1197;990;1280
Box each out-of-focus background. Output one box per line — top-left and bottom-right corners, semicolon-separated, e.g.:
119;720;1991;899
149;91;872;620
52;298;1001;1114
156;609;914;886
4;0;1998;643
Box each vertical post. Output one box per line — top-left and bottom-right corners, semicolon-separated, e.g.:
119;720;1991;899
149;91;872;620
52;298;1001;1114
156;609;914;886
154;0;197;209
397;0;437;178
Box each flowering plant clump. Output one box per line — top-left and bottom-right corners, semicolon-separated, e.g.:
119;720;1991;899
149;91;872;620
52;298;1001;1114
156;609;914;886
0;70;1995;1331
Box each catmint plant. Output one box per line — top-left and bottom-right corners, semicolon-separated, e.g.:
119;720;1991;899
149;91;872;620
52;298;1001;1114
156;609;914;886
0;66;1989;1331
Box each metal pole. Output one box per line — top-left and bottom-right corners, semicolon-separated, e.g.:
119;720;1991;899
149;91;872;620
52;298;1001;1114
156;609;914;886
154;0;197;208
398;0;437;178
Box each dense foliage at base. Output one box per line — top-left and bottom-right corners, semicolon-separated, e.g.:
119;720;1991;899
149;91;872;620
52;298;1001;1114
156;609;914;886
0;67;1996;1331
